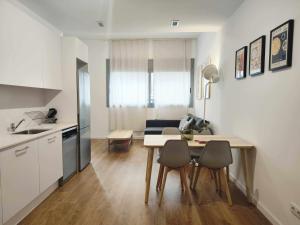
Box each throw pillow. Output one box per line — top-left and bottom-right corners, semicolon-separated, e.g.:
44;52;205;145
179;115;193;131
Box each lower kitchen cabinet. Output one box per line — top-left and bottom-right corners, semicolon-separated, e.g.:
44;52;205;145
38;132;63;193
0;131;63;223
0;185;2;225
0;141;39;223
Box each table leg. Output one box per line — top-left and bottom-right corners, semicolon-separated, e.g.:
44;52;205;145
241;148;251;202
107;139;110;152
145;147;154;204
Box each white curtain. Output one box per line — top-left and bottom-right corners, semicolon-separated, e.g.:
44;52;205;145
152;40;192;107
153;72;190;106
110;40;148;107
109;40;148;131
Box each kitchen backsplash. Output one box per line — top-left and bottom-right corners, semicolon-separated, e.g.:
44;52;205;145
0;107;47;134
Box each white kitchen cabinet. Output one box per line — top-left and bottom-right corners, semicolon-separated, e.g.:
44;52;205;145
0;141;39;223
0;1;62;90
38;132;63;193
0;185;2;225
42;28;62;90
0;1;44;88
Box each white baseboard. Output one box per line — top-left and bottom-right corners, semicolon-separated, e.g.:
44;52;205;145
4;182;58;225
229;174;282;225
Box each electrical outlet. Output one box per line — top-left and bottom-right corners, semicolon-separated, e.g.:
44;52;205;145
290;202;300;220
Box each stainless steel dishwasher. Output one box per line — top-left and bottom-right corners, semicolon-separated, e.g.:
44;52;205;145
59;126;78;186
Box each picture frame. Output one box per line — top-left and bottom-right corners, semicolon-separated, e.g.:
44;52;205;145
249;36;266;76
235;46;247;79
269;19;294;71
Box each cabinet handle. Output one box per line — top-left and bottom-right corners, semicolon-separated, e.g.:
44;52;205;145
48;140;55;144
48;136;56;143
15;146;29;157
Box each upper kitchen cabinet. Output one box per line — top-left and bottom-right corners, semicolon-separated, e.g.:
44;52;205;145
0;0;62;90
43;28;62;90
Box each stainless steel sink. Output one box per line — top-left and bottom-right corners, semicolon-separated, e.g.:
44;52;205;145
13;129;50;135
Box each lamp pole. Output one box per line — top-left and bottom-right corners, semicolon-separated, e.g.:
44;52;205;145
203;81;212;127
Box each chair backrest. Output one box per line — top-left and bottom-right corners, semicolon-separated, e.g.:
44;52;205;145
162;127;181;135
200;141;233;169
159;140;190;168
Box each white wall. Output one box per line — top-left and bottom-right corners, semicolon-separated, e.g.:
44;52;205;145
83;40;109;138
196;0;300;224
46;37;88;124
194;32;222;131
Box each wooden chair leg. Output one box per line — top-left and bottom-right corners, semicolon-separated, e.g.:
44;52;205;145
192;166;201;190
217;169;222;194
189;164;195;187
213;170;219;192
226;166;230;183
221;168;232;206
159;166;165;191
180;174;185;192
159;167;169;206
180;167;192;205
209;169;214;180
156;164;164;191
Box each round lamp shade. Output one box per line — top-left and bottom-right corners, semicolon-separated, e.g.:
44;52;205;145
202;64;219;83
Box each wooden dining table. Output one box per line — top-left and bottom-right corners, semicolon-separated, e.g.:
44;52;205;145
143;135;255;204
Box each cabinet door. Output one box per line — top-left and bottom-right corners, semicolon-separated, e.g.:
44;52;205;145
0;184;2;225
43;28;62;90
0;1;44;88
0;141;39;223
38;132;63;193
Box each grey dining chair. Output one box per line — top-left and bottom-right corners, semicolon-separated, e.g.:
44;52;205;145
191;140;233;206
157;140;192;206
156;127;181;191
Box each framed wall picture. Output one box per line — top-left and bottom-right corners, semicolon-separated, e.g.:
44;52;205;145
235;46;247;79
249;36;266;76
269;19;294;71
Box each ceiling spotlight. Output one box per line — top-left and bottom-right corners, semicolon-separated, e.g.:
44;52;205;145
171;20;180;27
97;21;104;27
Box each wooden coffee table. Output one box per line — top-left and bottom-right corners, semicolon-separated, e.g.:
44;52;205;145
107;130;133;151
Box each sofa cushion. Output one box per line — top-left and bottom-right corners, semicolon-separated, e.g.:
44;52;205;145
193;117;203;130
179;115;194;130
144;127;164;135
146;120;180;128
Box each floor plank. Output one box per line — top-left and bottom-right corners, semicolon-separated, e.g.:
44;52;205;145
19;139;271;225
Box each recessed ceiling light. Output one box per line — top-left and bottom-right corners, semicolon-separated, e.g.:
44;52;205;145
171;20;180;27
97;21;104;27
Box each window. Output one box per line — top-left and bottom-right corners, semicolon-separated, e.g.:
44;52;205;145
152;71;191;106
151;39;193;107
108;39;194;107
109;40;149;107
109;71;148;106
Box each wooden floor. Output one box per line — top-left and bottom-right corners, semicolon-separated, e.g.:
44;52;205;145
20;139;271;225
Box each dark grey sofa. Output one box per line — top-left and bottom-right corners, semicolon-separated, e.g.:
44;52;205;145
144;114;211;135
144;120;180;135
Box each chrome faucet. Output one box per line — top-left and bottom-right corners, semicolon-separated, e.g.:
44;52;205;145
9;118;25;132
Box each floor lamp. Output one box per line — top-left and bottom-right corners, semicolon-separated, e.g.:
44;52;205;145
202;64;220;132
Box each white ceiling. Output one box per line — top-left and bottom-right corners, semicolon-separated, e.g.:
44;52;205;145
18;0;244;38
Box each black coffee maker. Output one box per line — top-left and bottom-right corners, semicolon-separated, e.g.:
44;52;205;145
45;108;57;123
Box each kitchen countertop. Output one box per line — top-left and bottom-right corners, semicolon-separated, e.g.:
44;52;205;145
0;123;77;151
